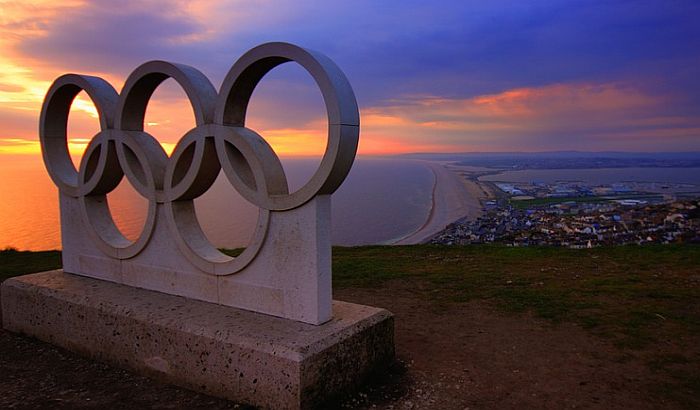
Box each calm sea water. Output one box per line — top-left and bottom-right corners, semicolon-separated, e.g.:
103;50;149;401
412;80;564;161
0;156;434;251
480;167;700;187
6;160;697;252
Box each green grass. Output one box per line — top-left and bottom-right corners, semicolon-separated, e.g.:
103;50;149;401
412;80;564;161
333;244;700;348
2;244;698;349
508;193;664;209
332;244;700;407
221;248;245;257
0;248;61;282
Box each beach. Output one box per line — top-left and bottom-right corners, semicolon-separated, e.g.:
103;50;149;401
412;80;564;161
393;161;489;244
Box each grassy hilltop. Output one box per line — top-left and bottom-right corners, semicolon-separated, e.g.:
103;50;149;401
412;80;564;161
1;244;699;408
334;245;700;347
2;244;699;351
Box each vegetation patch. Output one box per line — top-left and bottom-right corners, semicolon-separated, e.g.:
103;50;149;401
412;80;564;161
0;248;61;282
508;193;664;209
333;244;700;348
335;244;700;407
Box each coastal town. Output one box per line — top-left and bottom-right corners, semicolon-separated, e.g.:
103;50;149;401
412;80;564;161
430;175;700;248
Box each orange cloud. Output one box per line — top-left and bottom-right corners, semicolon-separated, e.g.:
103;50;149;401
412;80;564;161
380;83;659;124
355;82;698;152
0;1;85;110
0;137;86;157
1;0;696;158
470;83;657;117
3;73;697;157
256;127;327;157
2;1;699;157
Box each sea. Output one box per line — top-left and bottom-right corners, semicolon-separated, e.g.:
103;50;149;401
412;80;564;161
479;167;700;195
3;157;700;252
0;156;434;251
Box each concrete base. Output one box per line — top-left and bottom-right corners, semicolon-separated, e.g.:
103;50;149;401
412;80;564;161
1;271;395;409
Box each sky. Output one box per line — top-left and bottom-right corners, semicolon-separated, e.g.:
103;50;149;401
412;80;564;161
1;0;699;157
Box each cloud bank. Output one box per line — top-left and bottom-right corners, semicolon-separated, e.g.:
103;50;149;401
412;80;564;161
1;0;699;155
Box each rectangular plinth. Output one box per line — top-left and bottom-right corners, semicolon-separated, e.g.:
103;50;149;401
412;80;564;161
1;271;395;409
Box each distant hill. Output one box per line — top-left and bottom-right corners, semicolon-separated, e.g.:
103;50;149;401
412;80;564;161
399;151;700;169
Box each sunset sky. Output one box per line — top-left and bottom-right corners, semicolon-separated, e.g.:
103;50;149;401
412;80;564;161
1;0;699;157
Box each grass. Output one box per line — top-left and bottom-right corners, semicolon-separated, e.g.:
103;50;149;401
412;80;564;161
333;244;700;349
508;193;664;209
2;244;699;406
2;244;698;348
333;244;700;408
0;248;62;282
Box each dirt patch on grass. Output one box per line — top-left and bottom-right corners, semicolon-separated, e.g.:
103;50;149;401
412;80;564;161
334;281;694;409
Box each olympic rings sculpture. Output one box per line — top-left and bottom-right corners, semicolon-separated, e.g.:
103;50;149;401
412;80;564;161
40;42;359;275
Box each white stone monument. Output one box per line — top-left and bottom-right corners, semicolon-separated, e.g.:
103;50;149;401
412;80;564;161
2;42;394;409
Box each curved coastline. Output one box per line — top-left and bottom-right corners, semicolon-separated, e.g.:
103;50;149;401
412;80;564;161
389;164;438;244
392;161;484;245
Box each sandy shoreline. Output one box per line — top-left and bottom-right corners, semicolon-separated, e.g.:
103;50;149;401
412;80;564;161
392;161;488;245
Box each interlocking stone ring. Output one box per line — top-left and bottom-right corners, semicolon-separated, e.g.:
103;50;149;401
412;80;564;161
39;42;359;274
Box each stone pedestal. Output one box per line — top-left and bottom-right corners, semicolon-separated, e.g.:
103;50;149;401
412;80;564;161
1;271;395;409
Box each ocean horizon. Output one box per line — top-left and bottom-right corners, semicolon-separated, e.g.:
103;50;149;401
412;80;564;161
0;156;435;251
3;152;700;251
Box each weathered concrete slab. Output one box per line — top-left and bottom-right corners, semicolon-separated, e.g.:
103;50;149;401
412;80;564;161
1;271;394;409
